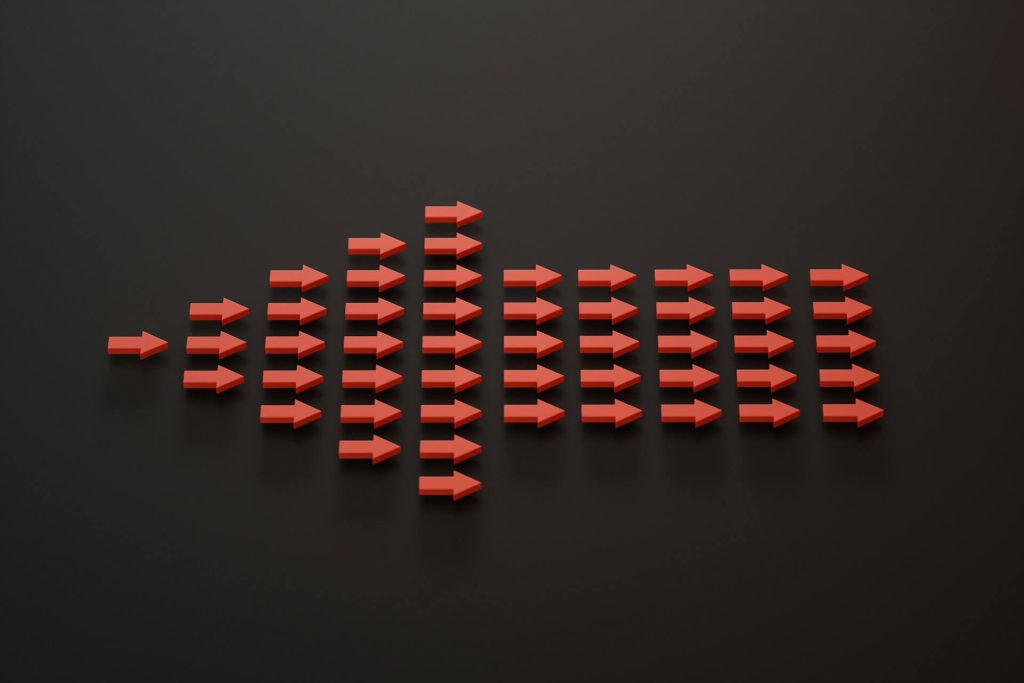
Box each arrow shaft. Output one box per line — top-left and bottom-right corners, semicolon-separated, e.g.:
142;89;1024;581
424;206;457;223
809;269;846;287
504;270;539;286
419;439;463;459
579;336;614;354
734;335;771;353
816;335;852;353
580;405;617;423
736;369;773;387
578;269;613;286
822;404;859;422
661;405;699;422
269;270;305;287
658;369;697;387
503;405;542;423
189;303;225;320
504;369;544;388
819;368;867;388
107;336;143;353
579;369;617;388
732;301;770;319
418;476;457;495
738;404;777;422
423;336;459;354
182;370;223;389
578;302;620;320
346;269;385;287
504;336;541;353
729;268;764;285
186;337;221;354
259;406;299;423
421;369;462;388
657;336;695;353
337;440;378;459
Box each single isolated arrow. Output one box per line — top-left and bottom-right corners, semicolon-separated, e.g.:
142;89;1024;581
423;265;482;291
658;365;719;391
819;364;879;392
823;400;884;427
260;400;321;429
581;400;642;428
812;297;873;323
731;297;791;323
418;471;482;501
739;400;800;427
736;365;797;392
654;265;713;290
269;265;328;292
729;264;788;290
421;365;482;392
422;331;482;358
504;400;566;428
661;401;722;427
420;400;482;427
343;332;403;358
655;298;715;323
504;365;564;392
579;365;640;392
816;331;876;357
182;366;244;393
734;331;794;357
504;331;564;357
345;298;404;324
424;201;483;228
420;435;482;464
422;298;481;324
266;298;326;325
504;265;562;291
579;298;637;324
577;265;636;290
341;365;403;393
424;234;482;259
657;332;717;357
107;331;167;359
339;400;402;427
346;265;406;291
505;298;564;324
265;331;325;358
579;331;639;358
338;435;400;464
189;298;249;325
810;264;869;290
347;233;406;259
262;365;323;393
186;332;247;359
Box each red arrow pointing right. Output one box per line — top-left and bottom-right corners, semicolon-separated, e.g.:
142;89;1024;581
342;332;403;358
189;298;250;325
816;331;876;357
424;234;482;259
579;365;641;392
658;365;719;391
265;332;325;358
823;400;884;427
344;298;405;324
579;331;639;358
657;332;717;357
654;265;713;290
655;298;715;323
504;365;565;392
107;331;168;359
338;435;401;464
731;297;791;323
419;435;482;463
505;298;564;324
260;400;322;428
262;365;323;393
503;265;562;291
812;297;873;323
266;299;326;325
819;364;879;391
347;233;406;259
736;365;797;392
579;298;638;324
733;331;794;357
339;400;402;427
422;332;482;358
424;201;483;228
661;401;722;427
346;266;406;291
503;401;566;428
183;366;244;393
418;471;482;500
187;332;247;359
421;365;482;392
423;265;482;291
577;265;636;290
341;365;403;392
504;331;564;357
421;400;482;427
269;265;329;292
739;400;800;427
810;264;868;290
581;400;642;427
729;264;788;290
423;298;482;324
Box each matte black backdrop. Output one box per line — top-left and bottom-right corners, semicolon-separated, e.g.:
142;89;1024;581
2;1;1022;680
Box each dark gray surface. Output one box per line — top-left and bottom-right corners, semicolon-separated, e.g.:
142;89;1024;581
2;1;1022;680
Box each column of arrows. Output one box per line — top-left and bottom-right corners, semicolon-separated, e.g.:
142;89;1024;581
185;297;249;393
812;265;883;426
260;266;327;427
655;265;722;426
338;234;407;460
579;265;641;427
419;202;484;501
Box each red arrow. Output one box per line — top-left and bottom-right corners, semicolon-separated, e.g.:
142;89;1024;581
739;400;800;427
579;331;639;358
729;264;788;290
654;265;713;290
579;365;640;392
812;297;872;323
424;233;482;259
657;332;717;357
420;435;482;464
107;331;168;359
505;365;564;392
343;332;403;358
731;297;791;323
345;298;404;324
418;471;482;501
581;400;642;427
420;400;482;427
266;298;326;325
661;401;722;427
338;435;400;464
658;365;719;391
422;298;481;324
262;365;323;393
819;364;879;391
577;265;636;290
421;365;482;392
504;331;564;357
347;233;406;259
816;331;876;357
734;331;794;357
182;366;244;393
422;331;482;358
736;365;797;392
346;265;406;291
823;400;884;427
341;365;403;392
423;265;482;291
655;298;715;323
339;400;402;427
579;298;637;324
269;265;328;292
265;331;325;358
504;400;565;428
259;400;322;428
810;264;868;290
503;265;562;291
189;298;249;325
505;298;563;324
186;332;246;359
424;201;483;228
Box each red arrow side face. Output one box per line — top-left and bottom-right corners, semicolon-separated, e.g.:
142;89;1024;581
423;299;482;324
341;366;403;393
505;298;564;324
420;401;482;428
183;366;245;393
343;333;403;358
187;332;247;359
815;331;876;357
189;298;250;325
812;297;872;323
504;366;565;392
579;365;641;392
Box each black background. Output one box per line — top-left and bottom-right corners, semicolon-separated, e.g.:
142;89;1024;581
2;1;1022;680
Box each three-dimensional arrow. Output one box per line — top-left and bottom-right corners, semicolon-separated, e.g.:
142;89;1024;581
424;234;482;259
581;400;642;427
266;299;326;325
107;331;168;359
418;471;482;501
577;265;636;290
420;400;482;427
579;298;637;324
733;331;794;357
344;298;404;324
738;400;800;427
189;298;249;324
345;265;406;291
341;365;403;392
422;331;482;358
504;331;564;357
504;365;565;392
818;364;879;391
657;332;717;357
736;365;797;391
812;297;873;323
816;331;876;357
729;264;788;290
424;201;483;228
338;435;400;464
658;365;719;391
660;401;722;427
810;264;868;290
259;400;322;428
579;365;641;392
347;233;406;259
265;331;325;358
654;265;713;290
503;400;565;428
823;400;884;427
579;331;639;357
342;332;403;358
339;400;402;427
503;265;562;291
423;265;482;291
731;297;791;323
655;298;715;323
182;366;244;393
262;365;323;393
421;365;482;392
419;435;482;464
269;265;329;292
422;298;482;324
505;298;564;324
186;332;247;358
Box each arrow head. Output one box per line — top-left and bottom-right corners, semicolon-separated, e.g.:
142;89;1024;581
842;297;873;323
765;331;795;357
769;399;800;428
452;298;482;324
608;298;638;324
292;365;323;393
451;365;483;392
611;400;642;428
298;265;329;292
848;331;877;357
535;400;566;428
690;331;717;358
535;331;565;358
535;365;565;392
852;399;884;427
692;400;723;427
849;364;880;392
295;298;327;325
533;265;562;291
370;435;401;464
690;364;720;392
217;298;250;324
759;264;789;290
767;364;798;392
838;264;869;290
295;332;325;358
610;364;641;392
138;332;169;358
608;265;637;291
451;435;483;464
450;471;483;500
292;400;322;429
762;297;791;323
452;201;483;228
213;365;245;393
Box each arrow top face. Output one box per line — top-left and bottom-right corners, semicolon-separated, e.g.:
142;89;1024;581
424;201;483;228
183;365;245;393
578;265;637;290
189;298;250;325
269;265;329;292
348;233;406;259
346;265;406;292
107;331;168;358
504;265;562;291
729;264;788;291
810;264;869;290
823;399;884;427
419;471;483;500
654;265;713;290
